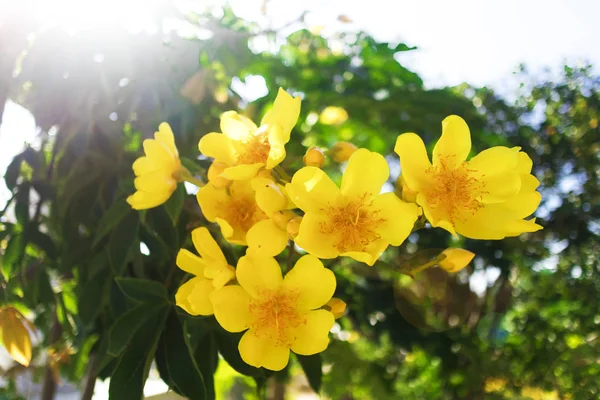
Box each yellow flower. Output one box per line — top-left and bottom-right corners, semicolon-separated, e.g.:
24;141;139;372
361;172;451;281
246;176;297;257
127;123;182;210
175;227;235;316
438;248;475;272
197;180;268;245
395;115;543;239
198;88;301;180
0;306;33;366
286;148;421;266
210;254;336;371
320;106;349;125
325;298;346;319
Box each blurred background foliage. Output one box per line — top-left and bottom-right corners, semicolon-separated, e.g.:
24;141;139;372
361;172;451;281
0;1;599;399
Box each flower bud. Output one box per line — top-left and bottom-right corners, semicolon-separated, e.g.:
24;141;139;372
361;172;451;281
395;175;417;203
286;216;302;238
303;146;325;167
207;162;231;189
326;298;346;319
330;141;358;162
272;210;296;231
320;106;349;125
438;248;475;273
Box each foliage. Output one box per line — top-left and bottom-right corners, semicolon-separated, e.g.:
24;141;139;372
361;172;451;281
0;2;598;399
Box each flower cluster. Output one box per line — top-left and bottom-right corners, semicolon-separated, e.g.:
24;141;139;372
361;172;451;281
127;88;542;371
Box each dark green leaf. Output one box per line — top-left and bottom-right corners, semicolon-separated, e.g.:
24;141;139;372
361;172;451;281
4;155;22;191
2;233;25;278
155;311;206;399
92;200;133;248
107;211;140;275
79;267;112;327
29;230;58;260
108;302;168;356
15;184;30;225
116;277;168;303
192;328;218;400
108;306;168;400
296;353;323;394
164;184;185;226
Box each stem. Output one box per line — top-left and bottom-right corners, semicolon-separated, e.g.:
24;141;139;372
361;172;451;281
80;353;97;400
41;313;62;400
273;166;291;183
178;166;205;188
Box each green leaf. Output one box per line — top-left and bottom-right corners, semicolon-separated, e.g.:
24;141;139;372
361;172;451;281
215;331;264;377
108;302;168;356
15;183;30;226
79;267;112;327
29;230;58;260
2;233;25;279
296;354;323;394
164;185;185;226
4;155;22;191
109;306;168;400
116;278;168;303
155;311;206;400
192;328;218;400
107;211;140;275
92;200;133;248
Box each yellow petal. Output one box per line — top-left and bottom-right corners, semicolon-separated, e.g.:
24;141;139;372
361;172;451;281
155;122;178;156
220;111;257;140
175;277;214;316
252;177;288;215
266;124;287;169
467;147;521;203
126;190;171;210
247;220;288;257
215;218;236;241
191;227;227;265
236;254;283;298
372;192;421;246
341;249;380;266
438;248;475;273
294;212;338;259
208;162;232;188
187;278;217;316
394;133;433;191
0;308;32;366
198;132;236;165
134;170;177;194
132;156;160;176
176;248;205;276
143;138;174;164
290;310;334;355
326;298;346;319
196;183;229;222
207;264;235;289
500;175;541;218
516;151;533;174
211;285;252;332
222;163;264;180
340;149;389;198
261;88;301;139
454;205;537;239
282;255;336;309
286;167;339;213
239;330;290;371
432;115;471;168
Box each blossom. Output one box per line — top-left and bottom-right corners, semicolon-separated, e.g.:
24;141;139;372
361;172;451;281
303;146;325;167
320;106;349;125
175;227;235;316
438;248;475;273
210;254;336;371
197;180;268;245
286;148;421;266
0;306;33;366
245;176;294;257
394;115;543;239
198;88;301;181
325;298;346;319
127;123;182;210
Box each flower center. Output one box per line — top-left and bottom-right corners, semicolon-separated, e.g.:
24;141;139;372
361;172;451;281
426;156;486;223
221;195;266;233
248;289;306;347
235;131;271;165
320;194;386;253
